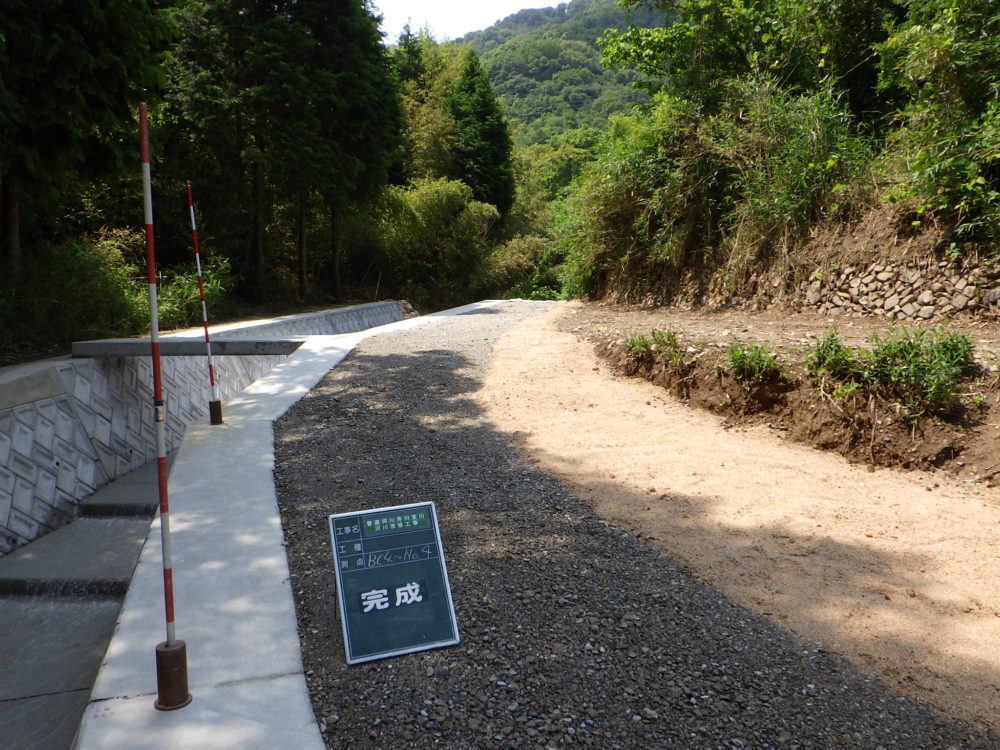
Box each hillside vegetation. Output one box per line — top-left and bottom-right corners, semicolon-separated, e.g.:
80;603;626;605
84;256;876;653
557;0;1000;304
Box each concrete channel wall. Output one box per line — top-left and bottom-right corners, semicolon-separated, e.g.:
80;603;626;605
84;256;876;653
0;301;407;555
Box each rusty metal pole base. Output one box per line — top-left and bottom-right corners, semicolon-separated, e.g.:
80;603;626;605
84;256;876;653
208;400;223;425
154;640;192;711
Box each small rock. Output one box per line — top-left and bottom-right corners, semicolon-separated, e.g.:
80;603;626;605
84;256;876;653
918;305;936;319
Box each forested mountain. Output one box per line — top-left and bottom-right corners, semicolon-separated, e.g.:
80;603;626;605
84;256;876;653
4;0;998;358
461;0;668;145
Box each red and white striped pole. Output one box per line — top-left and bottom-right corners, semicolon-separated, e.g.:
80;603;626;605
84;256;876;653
186;181;223;425
140;103;192;712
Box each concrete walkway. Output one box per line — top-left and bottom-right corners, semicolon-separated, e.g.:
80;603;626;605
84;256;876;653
73;302;508;750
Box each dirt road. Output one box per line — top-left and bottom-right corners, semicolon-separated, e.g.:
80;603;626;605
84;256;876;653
476;301;1000;729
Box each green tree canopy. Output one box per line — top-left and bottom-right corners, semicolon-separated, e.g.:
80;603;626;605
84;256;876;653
158;0;400;298
392;35;464;183
0;0;171;268
602;0;901;120
447;49;515;215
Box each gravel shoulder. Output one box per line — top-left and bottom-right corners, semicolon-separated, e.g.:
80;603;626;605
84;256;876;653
273;300;999;749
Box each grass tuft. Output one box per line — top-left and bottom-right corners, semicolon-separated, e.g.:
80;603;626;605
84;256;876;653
650;328;685;369
724;340;782;382
624;332;652;359
807;325;976;421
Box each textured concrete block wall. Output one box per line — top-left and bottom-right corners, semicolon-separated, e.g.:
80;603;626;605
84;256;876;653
0;302;405;555
190;301;405;339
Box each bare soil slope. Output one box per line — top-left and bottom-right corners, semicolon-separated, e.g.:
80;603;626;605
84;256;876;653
476;301;1000;730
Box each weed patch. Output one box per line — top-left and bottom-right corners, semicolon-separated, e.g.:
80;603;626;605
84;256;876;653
723;340;783;383
806;325;976;422
650;328;685;369
624;332;653;360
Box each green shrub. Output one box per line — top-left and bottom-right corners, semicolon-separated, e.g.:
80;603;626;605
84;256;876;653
479;234;563;300
551;186;600;300
858;326;975;419
877;1;1000;248
650;328;685;369
806;327;857;380
724;340;782;382
156;256;236;330
624;332;652;359
808;325;976;420
710;80;872;285
369;178;500;308
1;232;147;349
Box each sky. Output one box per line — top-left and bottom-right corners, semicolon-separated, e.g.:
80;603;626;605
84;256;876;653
371;0;560;43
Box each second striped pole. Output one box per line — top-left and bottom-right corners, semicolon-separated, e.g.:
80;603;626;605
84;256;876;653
186;181;223;425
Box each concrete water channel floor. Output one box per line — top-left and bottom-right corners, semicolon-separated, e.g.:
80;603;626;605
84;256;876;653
0;456;168;750
0;301;509;750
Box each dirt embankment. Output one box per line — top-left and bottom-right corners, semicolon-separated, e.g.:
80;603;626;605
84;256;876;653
581;302;1000;482
476;301;1000;730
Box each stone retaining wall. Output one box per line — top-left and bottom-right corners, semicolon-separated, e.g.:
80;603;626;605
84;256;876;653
0;302;407;555
802;259;1000;319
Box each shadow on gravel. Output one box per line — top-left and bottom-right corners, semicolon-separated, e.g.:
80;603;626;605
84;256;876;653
274;342;1000;749
511;442;1000;728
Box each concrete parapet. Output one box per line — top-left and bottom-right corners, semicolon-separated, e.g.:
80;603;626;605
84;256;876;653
71;338;305;358
167;300;405;339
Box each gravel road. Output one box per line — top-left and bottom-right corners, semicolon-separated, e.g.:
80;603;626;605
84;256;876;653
273;300;999;750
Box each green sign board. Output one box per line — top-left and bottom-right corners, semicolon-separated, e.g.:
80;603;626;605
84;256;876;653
328;501;460;664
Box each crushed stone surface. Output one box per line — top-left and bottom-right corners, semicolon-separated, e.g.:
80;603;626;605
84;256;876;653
273;300;999;749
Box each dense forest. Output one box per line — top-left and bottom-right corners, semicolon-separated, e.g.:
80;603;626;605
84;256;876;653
0;0;526;353
1;0;999;355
